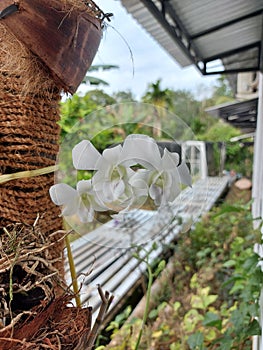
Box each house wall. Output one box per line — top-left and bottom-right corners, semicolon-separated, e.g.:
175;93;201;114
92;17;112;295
251;72;263;350
252;72;263;227
236;72;259;100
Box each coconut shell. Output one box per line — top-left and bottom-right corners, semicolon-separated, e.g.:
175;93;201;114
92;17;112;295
0;0;102;93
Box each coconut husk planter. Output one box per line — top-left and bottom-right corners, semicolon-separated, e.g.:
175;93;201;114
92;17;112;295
0;1;112;348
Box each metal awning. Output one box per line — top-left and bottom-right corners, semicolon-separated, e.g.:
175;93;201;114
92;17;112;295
205;98;258;131
120;0;263;75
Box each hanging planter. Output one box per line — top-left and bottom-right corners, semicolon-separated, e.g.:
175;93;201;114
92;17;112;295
0;1;112;348
0;0;103;93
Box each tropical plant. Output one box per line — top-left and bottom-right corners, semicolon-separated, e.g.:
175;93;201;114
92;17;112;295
142;79;173;137
59;90;117;139
82;64;119;86
204;75;235;107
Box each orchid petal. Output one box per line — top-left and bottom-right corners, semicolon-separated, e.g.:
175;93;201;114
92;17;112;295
161;148;180;170
112;179;126;199
78;201;95;223
129;176;149;196
72;140;101;170
254;243;263;258
61;199;79;216
121;134;161;169
77;180;107;211
102;178;125;202
149;183;162;206
49;183;77;206
128;170;149;205
129;168;149;183
76;179;92;193
166;180;180;203
178;161;192;186
101;144;122;164
49;183;79;216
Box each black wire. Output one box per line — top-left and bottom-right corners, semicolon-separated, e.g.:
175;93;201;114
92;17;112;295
0;4;19;20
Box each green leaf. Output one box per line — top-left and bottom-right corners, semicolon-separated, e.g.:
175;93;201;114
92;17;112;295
183;309;203;332
213;204;244;217
229;281;245;294
154;260;166;277
173;301;181;312
170;343;181;350
221;274;244;288
88;64;119;72
222;259;236;268
202;312;222;330
148;309;159;319
187;332;204;349
83;76;109;86
191;289;218;310
243;255;259;271
215;335;233;349
230;309;244;330
243;319;261;337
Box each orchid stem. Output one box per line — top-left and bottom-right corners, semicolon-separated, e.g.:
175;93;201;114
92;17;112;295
134;257;153;350
65;234;81;308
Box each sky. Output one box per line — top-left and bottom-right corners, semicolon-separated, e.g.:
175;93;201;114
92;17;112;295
79;0;218;100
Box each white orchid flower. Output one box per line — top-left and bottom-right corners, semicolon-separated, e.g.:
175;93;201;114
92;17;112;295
121;134;192;206
60;135;192;221
49;180;106;223
93;145;132;201
72;140;101;170
72;140;138;211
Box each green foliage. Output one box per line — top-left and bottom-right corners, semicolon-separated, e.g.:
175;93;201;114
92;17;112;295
169;89;216;136
59;90;116;139
113;90;136;103
100;201;262;350
187;332;205;350
203;130;253;177
82;64;119;86
59;74;250;176
106;305;132;333
175;203;262;349
204;75;235;107
142;79;173;109
199;121;240;142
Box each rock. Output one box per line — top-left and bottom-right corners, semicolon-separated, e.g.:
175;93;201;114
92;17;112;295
235;178;252;190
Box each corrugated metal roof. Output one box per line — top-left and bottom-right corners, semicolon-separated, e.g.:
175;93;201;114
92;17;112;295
121;0;263;74
206;98;258;131
120;0;193;66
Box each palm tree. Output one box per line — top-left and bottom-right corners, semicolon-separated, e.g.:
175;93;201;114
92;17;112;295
82;64;119;86
142;79;173;137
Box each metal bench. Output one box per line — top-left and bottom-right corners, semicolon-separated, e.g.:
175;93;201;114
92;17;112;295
65;176;229;323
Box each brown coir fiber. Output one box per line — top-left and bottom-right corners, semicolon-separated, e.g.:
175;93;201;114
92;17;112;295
0;24;58;97
60;0;105;18
0;23;64;279
0;296;92;350
0;0;104;96
0;226;66;323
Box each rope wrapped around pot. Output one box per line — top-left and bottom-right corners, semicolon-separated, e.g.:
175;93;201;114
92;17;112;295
0;1;107;348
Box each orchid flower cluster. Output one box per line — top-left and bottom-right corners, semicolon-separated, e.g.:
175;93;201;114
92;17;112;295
50;134;192;223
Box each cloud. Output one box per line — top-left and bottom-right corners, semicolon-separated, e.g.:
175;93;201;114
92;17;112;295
79;0;217;100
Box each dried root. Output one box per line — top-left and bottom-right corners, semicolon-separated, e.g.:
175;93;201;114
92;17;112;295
0;224;67;328
0;223;113;349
